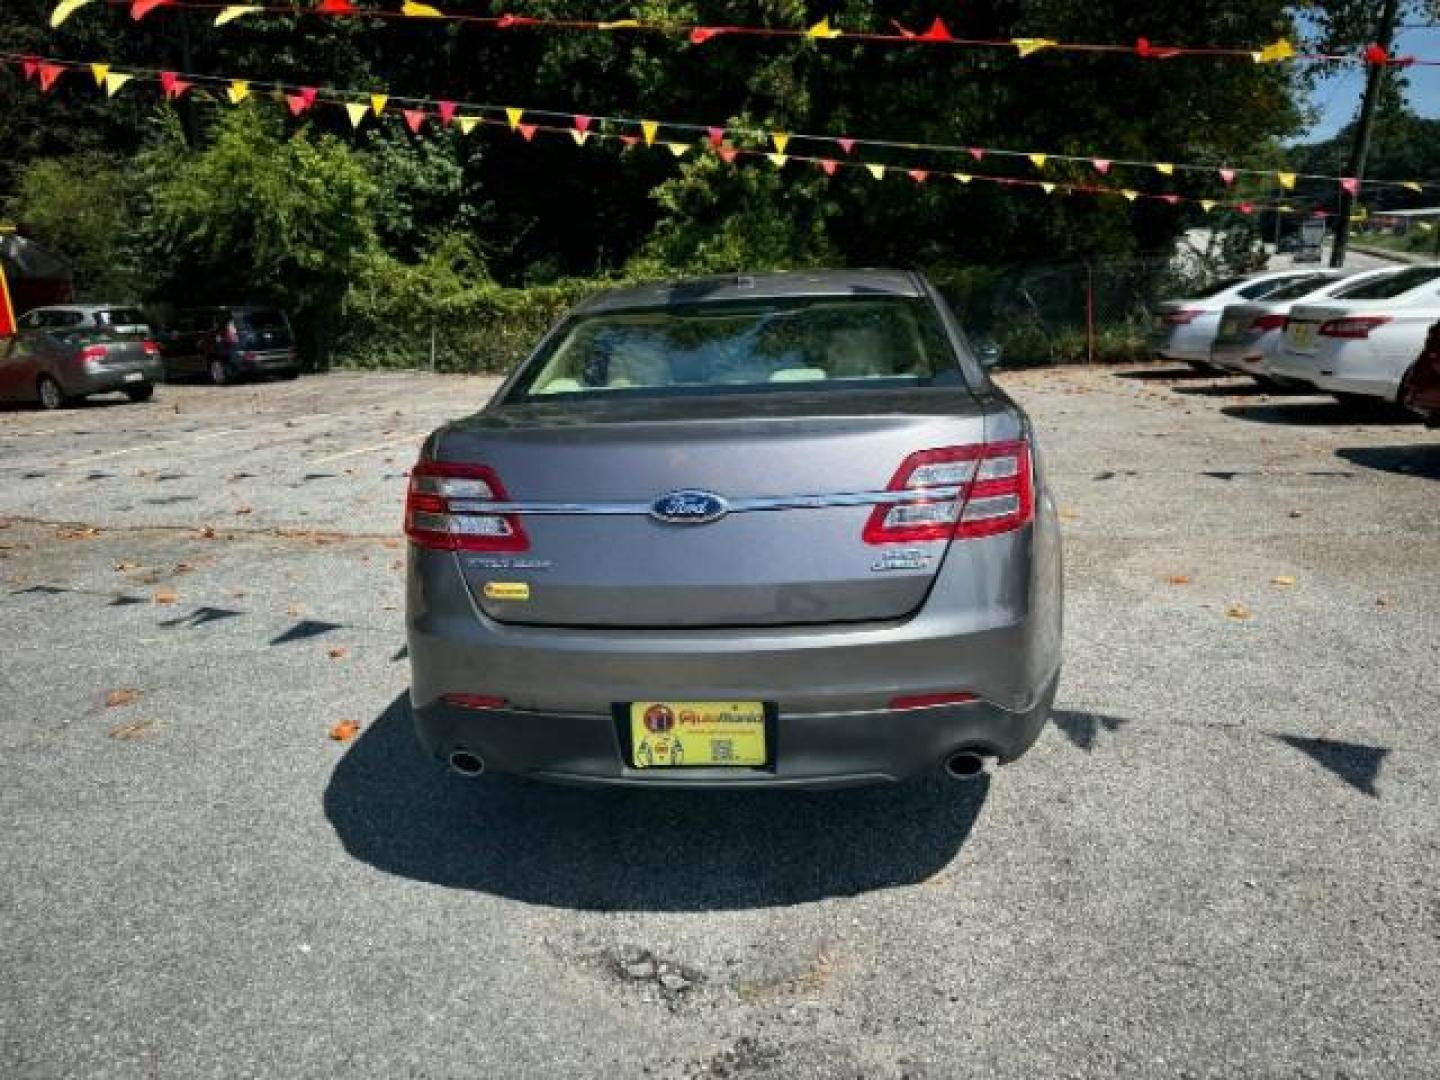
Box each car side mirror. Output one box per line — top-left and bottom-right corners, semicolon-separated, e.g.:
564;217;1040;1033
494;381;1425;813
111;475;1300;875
975;339;1002;369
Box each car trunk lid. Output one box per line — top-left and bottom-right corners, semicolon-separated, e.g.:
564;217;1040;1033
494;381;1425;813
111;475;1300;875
426;390;995;628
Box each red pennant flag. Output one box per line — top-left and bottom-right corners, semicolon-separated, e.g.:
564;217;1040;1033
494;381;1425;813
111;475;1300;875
890;20;916;38
22;56;40;80
1219;168;1236;186
1311;210;1330;218
920;18;953;42
1161;194;1181;205
575;114;593;133
497;14;537;28
1136;37;1181;60
318;0;355;11
403;109;426;133
837;137;855;155
620;135;640;147
707;126;724;147
518;123;537;141
908;169;928;184
689;27;724;44
37;63;65;93
285;86;318;115
1092;159;1111;174
717;146;738;163
1238;202;1255;215
1340;177;1360;196
160;71;192;99
1364;43;1389;65
818;159;837;176
968;147;984;162
131;0;173;20
438;101;457;127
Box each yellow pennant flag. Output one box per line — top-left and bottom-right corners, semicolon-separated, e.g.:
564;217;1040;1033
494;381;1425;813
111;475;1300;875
1155;162;1175;176
768;153;788;168
1402;181;1422;193
103;71;133;97
1028;153;1047;169
50;0;93;28
667;142;689;158
1121;189;1139;202
345;102;368;128
227;79;250;104
90;63;109;87
866;164;886;180
1254;38;1295;64
1276;171;1297;190
215;5;261;25
457;116;481;135
953;173;972;184
402;1;442;16
1013;38;1056;58
806;17;841;39
1200;199;1217;212
371;93;388;116
1277;204;1294;214
598;19;638;29
1041;182;1056;194
570;129;590;147
641;120;659;145
506;107;524;131
771;132;790;154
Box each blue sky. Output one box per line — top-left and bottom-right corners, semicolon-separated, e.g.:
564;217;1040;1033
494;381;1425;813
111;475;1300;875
1304;25;1440;140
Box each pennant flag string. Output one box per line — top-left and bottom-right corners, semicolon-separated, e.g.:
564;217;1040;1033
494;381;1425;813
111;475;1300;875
7;50;1436;201
42;2;1440;67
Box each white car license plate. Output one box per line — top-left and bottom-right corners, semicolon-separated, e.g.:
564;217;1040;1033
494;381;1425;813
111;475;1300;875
123;372;144;383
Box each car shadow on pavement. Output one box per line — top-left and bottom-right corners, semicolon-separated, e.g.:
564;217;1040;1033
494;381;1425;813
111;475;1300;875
324;693;989;911
1335;444;1440;480
1112;366;1213;381
1220;400;1409;426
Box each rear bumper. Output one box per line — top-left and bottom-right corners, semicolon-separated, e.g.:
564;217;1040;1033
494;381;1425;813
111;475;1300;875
1209;339;1267;373
411;672;1058;789
62;358;163;395
236;349;298;373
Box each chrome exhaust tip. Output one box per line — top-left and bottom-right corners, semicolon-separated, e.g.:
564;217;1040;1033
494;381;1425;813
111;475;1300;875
944;749;997;782
447;749;485;777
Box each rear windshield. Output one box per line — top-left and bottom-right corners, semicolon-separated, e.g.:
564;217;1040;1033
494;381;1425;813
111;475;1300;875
96;308;147;326
237;309;289;330
508;297;963;401
1332;267;1440;300
1237;274;1316;300
1257;274;1338;301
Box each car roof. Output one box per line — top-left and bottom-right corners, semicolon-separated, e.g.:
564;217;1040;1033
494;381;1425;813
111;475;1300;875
572;269;926;315
28;303;142;313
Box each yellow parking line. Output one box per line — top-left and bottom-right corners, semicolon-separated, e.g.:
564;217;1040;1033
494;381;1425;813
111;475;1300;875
309;432;425;464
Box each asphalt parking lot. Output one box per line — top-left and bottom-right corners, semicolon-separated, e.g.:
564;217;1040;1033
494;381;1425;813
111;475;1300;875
2;367;1438;1078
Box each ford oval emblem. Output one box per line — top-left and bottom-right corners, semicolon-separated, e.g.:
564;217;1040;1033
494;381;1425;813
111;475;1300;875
650;490;729;525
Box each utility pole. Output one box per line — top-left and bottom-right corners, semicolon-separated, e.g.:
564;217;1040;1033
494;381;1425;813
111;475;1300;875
1330;0;1401;267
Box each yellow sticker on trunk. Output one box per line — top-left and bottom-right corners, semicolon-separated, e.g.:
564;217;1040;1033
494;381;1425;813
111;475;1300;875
482;581;530;601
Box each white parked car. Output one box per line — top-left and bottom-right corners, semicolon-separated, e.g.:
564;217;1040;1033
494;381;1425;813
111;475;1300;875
1270;265;1440;404
1148;270;1336;371
1209;268;1403;386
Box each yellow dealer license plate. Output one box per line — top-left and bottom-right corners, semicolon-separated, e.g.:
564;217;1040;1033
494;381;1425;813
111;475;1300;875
629;701;766;768
1293;323;1316;348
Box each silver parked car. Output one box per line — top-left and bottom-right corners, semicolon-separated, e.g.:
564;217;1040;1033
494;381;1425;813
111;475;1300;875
404;270;1063;788
0;321;164;409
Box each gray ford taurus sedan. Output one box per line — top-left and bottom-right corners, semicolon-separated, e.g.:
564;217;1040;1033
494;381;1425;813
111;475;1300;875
405;270;1062;788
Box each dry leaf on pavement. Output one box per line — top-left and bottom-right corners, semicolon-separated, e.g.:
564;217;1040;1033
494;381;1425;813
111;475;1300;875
153;588;179;605
105;686;141;708
108;720;154;741
327;646;348;660
1271;575;1296;587
329;719;361;742
1225;602;1252;621
234;505;253;516
198;525;217;540
1165;574;1192;586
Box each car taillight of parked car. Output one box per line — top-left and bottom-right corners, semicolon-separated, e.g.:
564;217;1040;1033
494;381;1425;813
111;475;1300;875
1319;316;1392;340
1250;314;1289;332
79;345;108;363
863;440;1034;545
404;461;530;552
142;341;161;357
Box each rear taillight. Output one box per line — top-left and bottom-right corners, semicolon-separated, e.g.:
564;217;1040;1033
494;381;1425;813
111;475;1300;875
1319;316;1391;339
404;461;529;552
441;693;508;710
79;345;107;362
1250;314;1288;332
142;340;161;357
863;440;1034;545
1163;308;1203;326
889;692;977;711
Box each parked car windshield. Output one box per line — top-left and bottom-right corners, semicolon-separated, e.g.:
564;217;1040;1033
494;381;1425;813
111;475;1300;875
97;308;147;327
238;309;289;330
1259;274;1339;301
1237;274;1316;300
1332;266;1440;300
509;297;964;400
